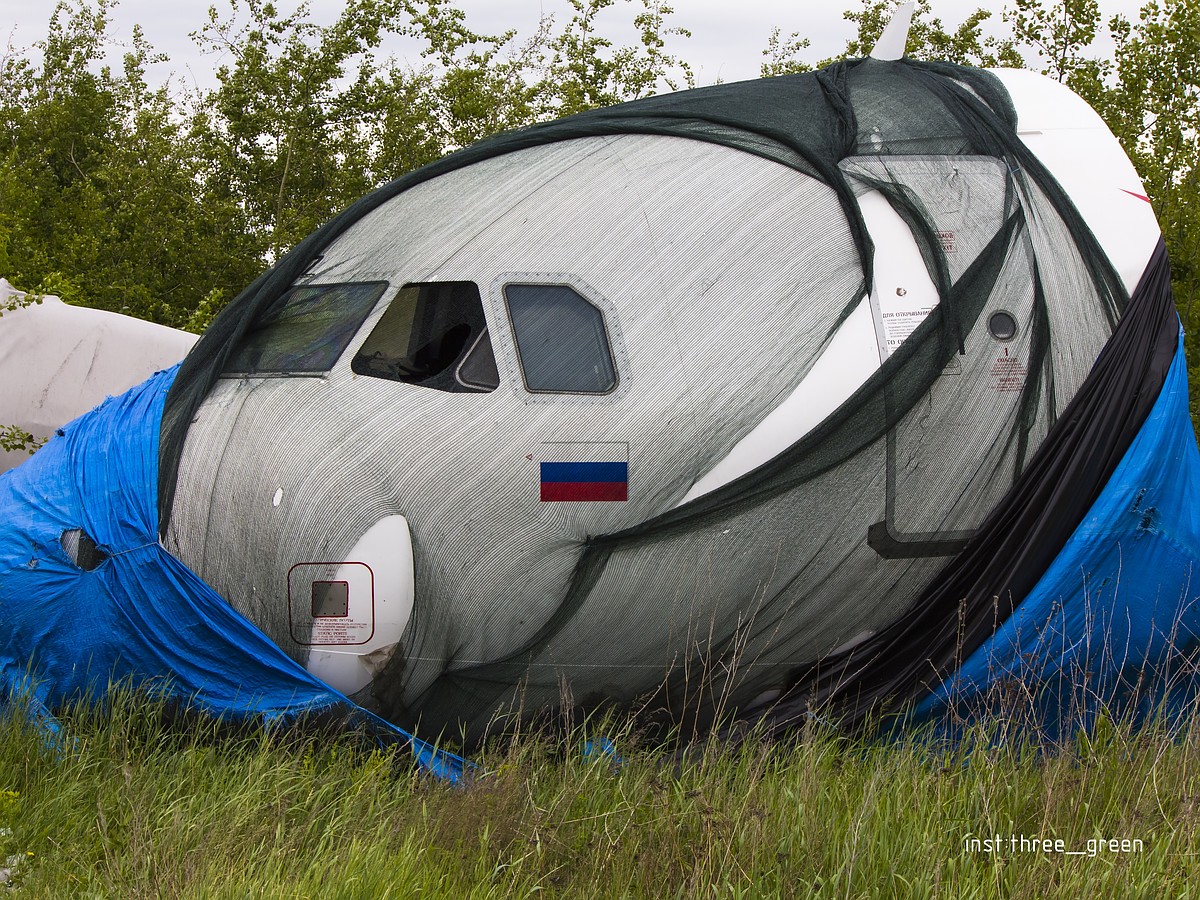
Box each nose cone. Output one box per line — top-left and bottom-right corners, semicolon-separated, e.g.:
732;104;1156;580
151;55;1185;745
297;515;416;696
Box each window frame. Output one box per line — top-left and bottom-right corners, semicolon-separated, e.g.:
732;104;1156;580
348;280;499;394
453;328;502;391
220;280;390;378
492;274;629;402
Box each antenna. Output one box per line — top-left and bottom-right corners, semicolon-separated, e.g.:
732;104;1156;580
870;2;915;60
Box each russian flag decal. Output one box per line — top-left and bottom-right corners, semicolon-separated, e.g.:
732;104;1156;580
539;443;629;502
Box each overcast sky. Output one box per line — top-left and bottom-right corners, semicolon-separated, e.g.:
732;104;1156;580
1;0;1146;91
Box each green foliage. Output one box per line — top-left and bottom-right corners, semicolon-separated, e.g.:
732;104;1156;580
2;692;1199;896
826;0;1024;68
1103;1;1200;335
0;285;40;316
182;286;226;335
194;0;403;260
760;29;812;78
759;1;1023;82
0;282;47;459
0;425;45;455
1006;0;1107;86
0;1;264;327
538;0;694;117
0;788;33;889
188;0;694;262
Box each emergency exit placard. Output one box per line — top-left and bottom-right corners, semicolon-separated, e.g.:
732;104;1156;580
287;561;375;646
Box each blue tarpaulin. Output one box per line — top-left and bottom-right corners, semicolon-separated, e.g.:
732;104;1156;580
0;365;467;780
910;332;1200;737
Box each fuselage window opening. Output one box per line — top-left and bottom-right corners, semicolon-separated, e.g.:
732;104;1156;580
351;281;499;393
504;283;617;394
222;281;388;376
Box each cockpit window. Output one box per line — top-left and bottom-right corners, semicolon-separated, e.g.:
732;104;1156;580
222;281;387;376
504;284;617;394
350;281;498;393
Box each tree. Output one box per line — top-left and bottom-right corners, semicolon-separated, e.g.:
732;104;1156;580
760;29;812;78
0;0;262;327
826;0;1023;69
193;0;408;261
1006;0;1107;88
537;0;692;116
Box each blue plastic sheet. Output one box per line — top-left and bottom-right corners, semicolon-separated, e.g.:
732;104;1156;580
910;333;1200;738
0;366;467;781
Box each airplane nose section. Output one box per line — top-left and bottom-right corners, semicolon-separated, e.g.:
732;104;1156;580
289;514;415;695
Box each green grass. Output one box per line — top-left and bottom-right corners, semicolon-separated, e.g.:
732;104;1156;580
2;694;1199;898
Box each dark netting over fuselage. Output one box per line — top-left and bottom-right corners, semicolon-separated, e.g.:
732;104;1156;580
161;58;1171;744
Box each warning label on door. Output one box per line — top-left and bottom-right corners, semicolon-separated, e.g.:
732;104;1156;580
881;307;936;355
288;561;375;646
991;354;1027;393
